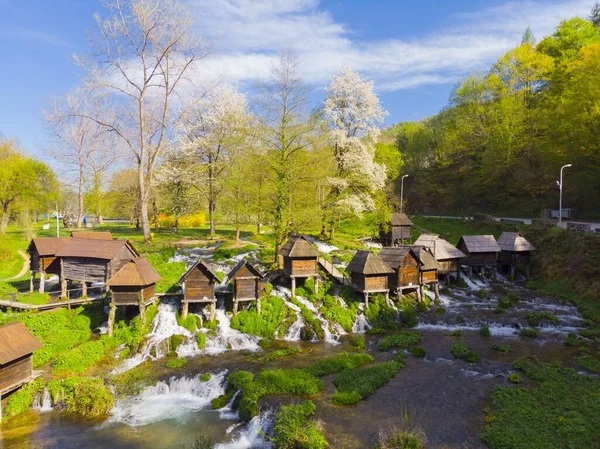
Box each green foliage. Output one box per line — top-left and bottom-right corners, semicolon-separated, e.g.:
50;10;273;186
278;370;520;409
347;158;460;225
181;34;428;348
186;434;215;449
483;357;600;448
519;328;539;339
350;334;366;349
498;292;520;309
507;373;521;384
237;369;323;421
303;353;375;377
445;329;463;337
196;332;207;349
3;378;45;418
144;247;186;293
201;373;211;382
170;334;184;352
272;400;329;449
565;332;587;347
526;311;559;327
256;347;302;363
476;289;489;299
366;327;386;335
177;313;201;332
331;360;402;405
492;344;511;354
166;358;187;369
365;294;398;329
320;294;358;333
378;331;422;351
213;244;258;262
409;346;426;358
450;343;480;363
52;335;122;374
575;354;600;373
480;325;491;337
375;428;426;449
63;377;114;418
108;363;158;397
230;295;287;338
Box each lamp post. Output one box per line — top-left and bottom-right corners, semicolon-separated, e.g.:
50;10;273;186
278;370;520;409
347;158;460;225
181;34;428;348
400;175;409;213
557;164;572;225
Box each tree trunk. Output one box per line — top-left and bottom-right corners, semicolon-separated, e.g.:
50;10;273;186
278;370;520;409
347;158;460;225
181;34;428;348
77;172;84;229
152;197;159;231
235;225;240;244
208;160;215;239
1;202;9;234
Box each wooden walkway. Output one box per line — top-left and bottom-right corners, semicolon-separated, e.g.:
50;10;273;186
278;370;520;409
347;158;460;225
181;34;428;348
0;295;105;311
318;257;350;286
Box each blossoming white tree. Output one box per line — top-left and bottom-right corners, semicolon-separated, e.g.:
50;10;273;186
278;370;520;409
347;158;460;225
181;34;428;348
323;67;388;237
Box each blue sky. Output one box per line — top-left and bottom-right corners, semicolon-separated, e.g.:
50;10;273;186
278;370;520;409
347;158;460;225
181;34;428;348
0;0;595;158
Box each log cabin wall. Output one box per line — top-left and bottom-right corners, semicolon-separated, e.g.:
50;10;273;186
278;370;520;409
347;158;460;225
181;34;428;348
391;225;411;241
351;273;366;291
421;270;437;284
498;251;531;265
0;355;32;392
184;269;215;302
235;278;258;299
29;251;40;272
365;275;388;291
289;258;317;277
62;257;109;283
398;252;420;287
112;286;142;305
438;259;460;274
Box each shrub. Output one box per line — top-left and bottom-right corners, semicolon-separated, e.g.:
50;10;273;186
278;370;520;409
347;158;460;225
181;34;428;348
476;289;489;299
494;307;505;315
575;355;600;373
451;343;480;363
445;329;463;337
365;295;398;329
166;358;187;369
230;295;287;338
108;363;158;397
170;334;184;352
256;347;302;363
303;353;374;377
3;378;45;418
350;334;366;349
525;312;559;327
410;347;426;358
196;332;207;349
378;331;422;351
498;292;519;309
366;327;386;335
178;313;201;333
64;378;114;418
332;361;402;405
201;373;211;382
320;294;357;332
519;328;538;339
507;373;521;384
480;325;491;337
565;332;587;347
272;400;329;449
492;344;511;354
375;428;427;449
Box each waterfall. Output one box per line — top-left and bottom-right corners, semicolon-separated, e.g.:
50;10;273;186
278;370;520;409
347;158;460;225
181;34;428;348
352;304;372;333
107;371;227;427
112;302;192;374
214;410;274;449
32;387;53;412
272;287;305;342
177;309;261;357
219;390;241;420
294;295;344;344
304;236;338;254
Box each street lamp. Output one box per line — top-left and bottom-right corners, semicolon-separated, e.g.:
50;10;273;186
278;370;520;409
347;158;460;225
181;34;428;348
400;175;409;213
557;164;572;225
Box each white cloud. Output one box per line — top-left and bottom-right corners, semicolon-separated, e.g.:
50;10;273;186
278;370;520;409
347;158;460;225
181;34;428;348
188;0;594;91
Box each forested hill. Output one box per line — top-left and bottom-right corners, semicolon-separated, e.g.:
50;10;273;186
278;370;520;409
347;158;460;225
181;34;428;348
383;17;600;219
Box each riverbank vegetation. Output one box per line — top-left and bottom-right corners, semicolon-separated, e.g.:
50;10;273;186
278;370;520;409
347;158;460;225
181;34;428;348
272;400;329;449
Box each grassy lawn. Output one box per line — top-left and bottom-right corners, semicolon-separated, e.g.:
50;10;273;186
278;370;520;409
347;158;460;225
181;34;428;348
410;216;510;245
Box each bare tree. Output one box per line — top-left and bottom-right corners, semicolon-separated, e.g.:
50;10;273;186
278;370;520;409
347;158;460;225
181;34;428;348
75;0;208;242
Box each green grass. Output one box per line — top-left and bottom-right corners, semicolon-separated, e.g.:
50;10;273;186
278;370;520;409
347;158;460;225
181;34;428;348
213;243;258;262
255;347;302;363
108;363;158;397
143;247;186;293
450;343;480;363
166;357;187;369
302;353;375;377
519;328;539;339
492;344;511;353
480;325;491;337
272;400;329;449
410;216;506;245
575;354;600;373
482;357;600;449
410;346;427;358
526;311;559;327
378;331;422;351
331;360;403;405
230;295;288;338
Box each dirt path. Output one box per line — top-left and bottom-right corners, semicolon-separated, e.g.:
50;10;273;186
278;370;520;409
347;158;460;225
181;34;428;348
0;250;30;282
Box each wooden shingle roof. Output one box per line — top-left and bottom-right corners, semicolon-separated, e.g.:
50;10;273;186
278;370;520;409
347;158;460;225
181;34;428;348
347;250;394;275
378;246;420;270
56;238;139;260
414;234;466;260
227;260;263;282
71;231;113;240
278;235;320;258
106;257;162;287
390;213;413;226
0;322;42;365
179;260;221;284
497;232;535;252
458;235;500;253
413;246;441;271
28;237;70;257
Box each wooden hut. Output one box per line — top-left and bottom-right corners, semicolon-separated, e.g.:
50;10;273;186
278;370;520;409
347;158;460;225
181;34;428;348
388;212;413;246
414;233;466;277
27;237;70;293
279;235;321;297
0;322;42;423
413;246;441;301
227;260;263;316
55;238;139;297
105;257;161;335
497;232;535;278
378;246;423;299
179;261;221;320
346;250;394;307
71;231;113;240
456;235;500;279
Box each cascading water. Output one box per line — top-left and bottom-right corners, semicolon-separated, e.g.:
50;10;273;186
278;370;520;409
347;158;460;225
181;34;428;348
352;304;372;333
294;295;345;344
107;371;227;427
32;387;53;412
272;287;305;341
304;236;338;254
112;302;192;374
214;410;274;449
